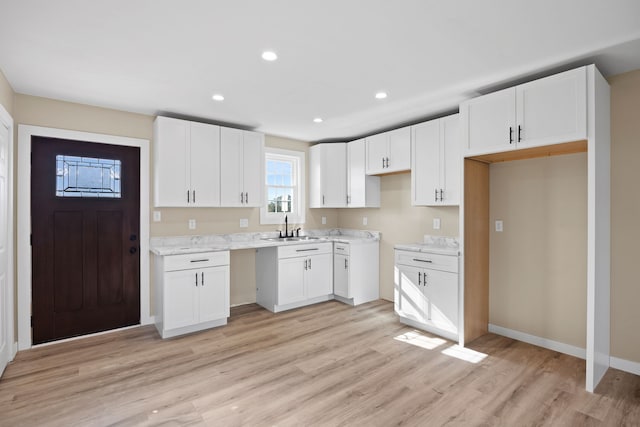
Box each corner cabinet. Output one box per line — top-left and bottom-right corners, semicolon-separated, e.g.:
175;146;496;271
154;251;230;339
347;139;380;207
412;114;461;206
394;249;459;341
309;143;347;208
220;128;264;207
154;116;221;207
333;240;379;306
256;242;333;312
365;126;411;174
461;67;587;156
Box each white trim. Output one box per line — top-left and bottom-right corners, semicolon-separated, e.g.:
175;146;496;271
0;103;15;368
610;356;640;376
17;125;150;350
488;324;586;360
260;147;306;225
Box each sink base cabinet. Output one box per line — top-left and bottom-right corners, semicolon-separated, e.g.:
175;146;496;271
394;249;459;341
256;243;333;313
154;252;230;339
333;241;379;306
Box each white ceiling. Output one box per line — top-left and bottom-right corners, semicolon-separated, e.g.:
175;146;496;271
1;0;639;142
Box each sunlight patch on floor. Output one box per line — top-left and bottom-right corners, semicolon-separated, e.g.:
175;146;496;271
394;330;447;350
441;344;488;364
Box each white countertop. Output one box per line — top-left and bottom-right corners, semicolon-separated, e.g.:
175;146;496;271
395;235;460;256
150;229;380;256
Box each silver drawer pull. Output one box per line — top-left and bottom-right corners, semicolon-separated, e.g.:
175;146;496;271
296;248;319;252
412;258;433;263
336;247;346;251
190;259;210;263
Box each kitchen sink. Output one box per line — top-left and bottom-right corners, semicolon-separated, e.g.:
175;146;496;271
261;236;322;242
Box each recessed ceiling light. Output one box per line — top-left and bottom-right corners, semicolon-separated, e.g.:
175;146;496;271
212;94;224;101
262;51;278;61
375;92;388;99
313;118;323;123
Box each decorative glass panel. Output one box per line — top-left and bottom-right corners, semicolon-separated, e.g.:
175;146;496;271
56;155;121;198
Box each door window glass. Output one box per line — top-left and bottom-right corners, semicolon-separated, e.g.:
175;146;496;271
56;155;121;198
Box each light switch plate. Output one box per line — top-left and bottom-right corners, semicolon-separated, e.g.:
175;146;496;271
433;218;441;230
322;216;327;225
188;219;196;230
363;217;368;226
239;218;249;228
495;220;503;232
153;211;161;222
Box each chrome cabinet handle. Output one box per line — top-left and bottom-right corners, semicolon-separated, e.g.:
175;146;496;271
304;259;308;270
382;157;385;168
509;126;513;144
418;272;422;286
518;125;522;142
308;258;311;269
413;258;433;263
195;272;198;287
202;272;204;286
187;190;190;203
193;190;196;203
245;192;248;204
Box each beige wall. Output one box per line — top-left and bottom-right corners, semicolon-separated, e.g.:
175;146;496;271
0;69;13;115
488;153;587;348
609;70;640;363
337;173;459;301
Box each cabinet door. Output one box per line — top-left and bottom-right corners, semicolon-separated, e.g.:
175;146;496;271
309;145;323;208
154;117;189;207
189;122;221;207
198;266;230;323
164;269;199;330
395;264;427;323
365;133;388;175
441;114;461;205
424;269;458;334
333;253;349;298
242;130;264;207
387;126;411;172
220;127;244;207
462;87;516;155
277;257;306;305
516;67;587;148
321;143;347;207
411;120;440;206
306;253;333;299
348;139;380;208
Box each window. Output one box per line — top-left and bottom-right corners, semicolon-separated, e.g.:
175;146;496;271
56;155;121;198
261;148;305;225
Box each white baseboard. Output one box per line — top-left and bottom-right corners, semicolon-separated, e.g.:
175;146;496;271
610;356;640;376
141;315;156;326
12;342;18;360
488;324;586;360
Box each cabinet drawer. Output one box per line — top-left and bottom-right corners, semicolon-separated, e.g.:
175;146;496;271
395;250;458;273
278;242;332;259
163;251;230;272
333;242;350;255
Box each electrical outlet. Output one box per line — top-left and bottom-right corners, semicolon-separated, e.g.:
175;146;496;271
153;211;161;222
188;219;196;230
322;216;327;225
239;218;249;228
495;220;503;232
433;218;441;230
363;217;368;226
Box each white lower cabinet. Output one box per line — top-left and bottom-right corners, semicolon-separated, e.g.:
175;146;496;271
154;251;230;338
394;249;459;341
333;241;379;306
256;242;333;312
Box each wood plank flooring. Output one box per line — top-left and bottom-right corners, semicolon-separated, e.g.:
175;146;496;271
1;300;639;426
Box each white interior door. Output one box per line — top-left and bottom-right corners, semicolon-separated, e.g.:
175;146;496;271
0;119;11;377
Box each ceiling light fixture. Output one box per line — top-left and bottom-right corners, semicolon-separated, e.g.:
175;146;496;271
313;118;323;123
375;92;388;99
262;51;278;61
212;94;224;101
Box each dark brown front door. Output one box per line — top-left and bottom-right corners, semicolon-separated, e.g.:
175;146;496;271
31;136;140;344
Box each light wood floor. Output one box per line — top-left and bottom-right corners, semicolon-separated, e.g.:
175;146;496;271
1;300;639;426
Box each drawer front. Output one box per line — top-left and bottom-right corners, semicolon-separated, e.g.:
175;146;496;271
394;250;458;273
333;242;350;255
278;242;333;259
164;251;230;272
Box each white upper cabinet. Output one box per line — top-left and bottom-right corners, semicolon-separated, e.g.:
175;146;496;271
412;114;461;206
365;126;411;174
461;67;587;156
154;116;220;207
347;139;380;208
309;143;347;208
220;128;265;207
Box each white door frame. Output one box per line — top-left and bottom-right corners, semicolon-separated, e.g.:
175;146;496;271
17;125;151;350
0;103;15;368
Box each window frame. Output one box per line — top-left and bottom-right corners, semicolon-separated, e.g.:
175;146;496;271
260;147;305;225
